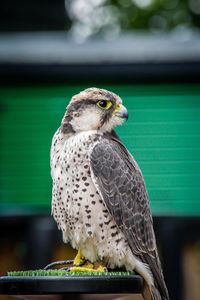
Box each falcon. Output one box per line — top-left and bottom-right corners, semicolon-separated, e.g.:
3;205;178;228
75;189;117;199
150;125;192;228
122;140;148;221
50;88;169;300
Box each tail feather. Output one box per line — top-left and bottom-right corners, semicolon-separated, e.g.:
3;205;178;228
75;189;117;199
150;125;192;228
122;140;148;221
143;282;168;300
151;285;163;300
140;252;169;300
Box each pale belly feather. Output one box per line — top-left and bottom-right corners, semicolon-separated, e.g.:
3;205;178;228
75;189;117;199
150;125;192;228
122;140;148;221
51;130;152;285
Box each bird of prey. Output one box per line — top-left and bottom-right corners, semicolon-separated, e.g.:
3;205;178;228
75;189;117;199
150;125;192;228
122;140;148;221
50;88;169;300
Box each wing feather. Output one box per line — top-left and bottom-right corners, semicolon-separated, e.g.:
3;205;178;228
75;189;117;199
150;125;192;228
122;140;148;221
90;131;169;299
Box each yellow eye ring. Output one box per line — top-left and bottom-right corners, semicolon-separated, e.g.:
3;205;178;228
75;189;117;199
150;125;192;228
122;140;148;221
97;100;112;110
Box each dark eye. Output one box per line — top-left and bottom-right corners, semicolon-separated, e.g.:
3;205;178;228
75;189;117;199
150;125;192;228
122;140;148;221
97;100;112;110
98;101;107;108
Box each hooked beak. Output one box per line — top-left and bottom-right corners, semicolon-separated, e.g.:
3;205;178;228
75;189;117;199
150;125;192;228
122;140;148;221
114;104;128;120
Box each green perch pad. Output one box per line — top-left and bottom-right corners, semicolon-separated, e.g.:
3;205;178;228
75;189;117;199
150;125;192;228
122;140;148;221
7;270;134;277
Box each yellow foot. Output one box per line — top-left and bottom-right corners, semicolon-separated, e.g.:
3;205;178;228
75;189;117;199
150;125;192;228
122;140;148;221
72;249;108;273
95;265;108;272
70;265;107;273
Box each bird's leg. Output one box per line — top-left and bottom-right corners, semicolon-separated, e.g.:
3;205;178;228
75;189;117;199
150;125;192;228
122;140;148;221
73;249;86;266
71;249;108;273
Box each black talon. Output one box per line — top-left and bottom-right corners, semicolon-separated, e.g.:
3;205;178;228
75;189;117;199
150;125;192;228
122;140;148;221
78;258;88;266
103;267;107;273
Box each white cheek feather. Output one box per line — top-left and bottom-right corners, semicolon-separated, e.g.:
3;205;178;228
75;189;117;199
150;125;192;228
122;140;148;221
71;107;101;132
100;115;125;133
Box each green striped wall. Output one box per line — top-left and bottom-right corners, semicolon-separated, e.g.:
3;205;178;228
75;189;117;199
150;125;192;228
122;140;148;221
0;84;200;216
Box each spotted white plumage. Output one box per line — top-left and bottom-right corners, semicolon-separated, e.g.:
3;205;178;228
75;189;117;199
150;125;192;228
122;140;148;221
50;88;169;300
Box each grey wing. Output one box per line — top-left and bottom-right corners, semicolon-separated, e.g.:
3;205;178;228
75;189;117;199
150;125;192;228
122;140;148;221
90;134;169;299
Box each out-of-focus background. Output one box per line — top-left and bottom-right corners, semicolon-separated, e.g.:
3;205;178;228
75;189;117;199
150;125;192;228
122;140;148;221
0;1;200;300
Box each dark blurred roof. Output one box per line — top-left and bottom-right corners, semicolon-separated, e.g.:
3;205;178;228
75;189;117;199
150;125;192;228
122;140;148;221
0;30;200;83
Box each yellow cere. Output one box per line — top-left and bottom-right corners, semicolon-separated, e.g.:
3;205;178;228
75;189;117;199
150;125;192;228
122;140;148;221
113;104;122;114
97;100;113;110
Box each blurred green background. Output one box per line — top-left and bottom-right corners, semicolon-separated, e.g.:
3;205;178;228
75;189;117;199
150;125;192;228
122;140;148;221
1;83;200;216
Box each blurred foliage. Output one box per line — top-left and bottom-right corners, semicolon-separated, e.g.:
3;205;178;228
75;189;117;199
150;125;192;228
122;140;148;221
1;0;200;38
65;0;200;41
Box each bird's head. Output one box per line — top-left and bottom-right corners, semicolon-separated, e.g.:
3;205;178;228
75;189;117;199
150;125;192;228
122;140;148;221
61;87;128;134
